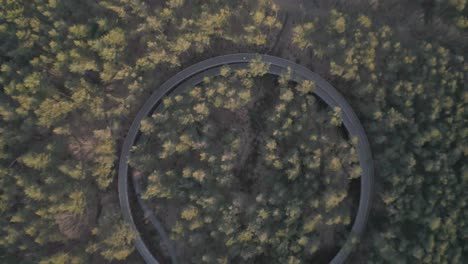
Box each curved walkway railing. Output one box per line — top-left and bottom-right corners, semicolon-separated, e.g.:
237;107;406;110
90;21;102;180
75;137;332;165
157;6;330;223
118;54;374;264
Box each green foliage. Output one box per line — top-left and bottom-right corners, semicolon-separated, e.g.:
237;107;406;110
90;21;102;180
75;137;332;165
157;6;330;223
131;66;359;263
92;129;116;189
35;98;74;127
86;204;135;261
0;0;465;263
39;252;83;264
248;55;270;76
0;0;284;261
292;7;467;263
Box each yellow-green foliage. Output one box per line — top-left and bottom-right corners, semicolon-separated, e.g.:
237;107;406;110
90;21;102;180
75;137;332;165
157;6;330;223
292;8;467;263
132;64;359;263
0;0;465;263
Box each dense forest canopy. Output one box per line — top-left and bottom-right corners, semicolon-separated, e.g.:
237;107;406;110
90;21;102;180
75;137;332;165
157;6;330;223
0;0;466;263
130;62;361;263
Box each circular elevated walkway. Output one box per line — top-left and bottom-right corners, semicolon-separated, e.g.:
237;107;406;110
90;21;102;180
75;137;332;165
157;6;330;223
118;54;374;264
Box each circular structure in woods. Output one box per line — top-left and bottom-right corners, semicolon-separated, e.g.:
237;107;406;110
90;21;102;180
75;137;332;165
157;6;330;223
118;54;374;264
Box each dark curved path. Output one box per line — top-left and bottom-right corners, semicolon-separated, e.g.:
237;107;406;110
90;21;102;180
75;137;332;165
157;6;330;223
118;54;374;264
